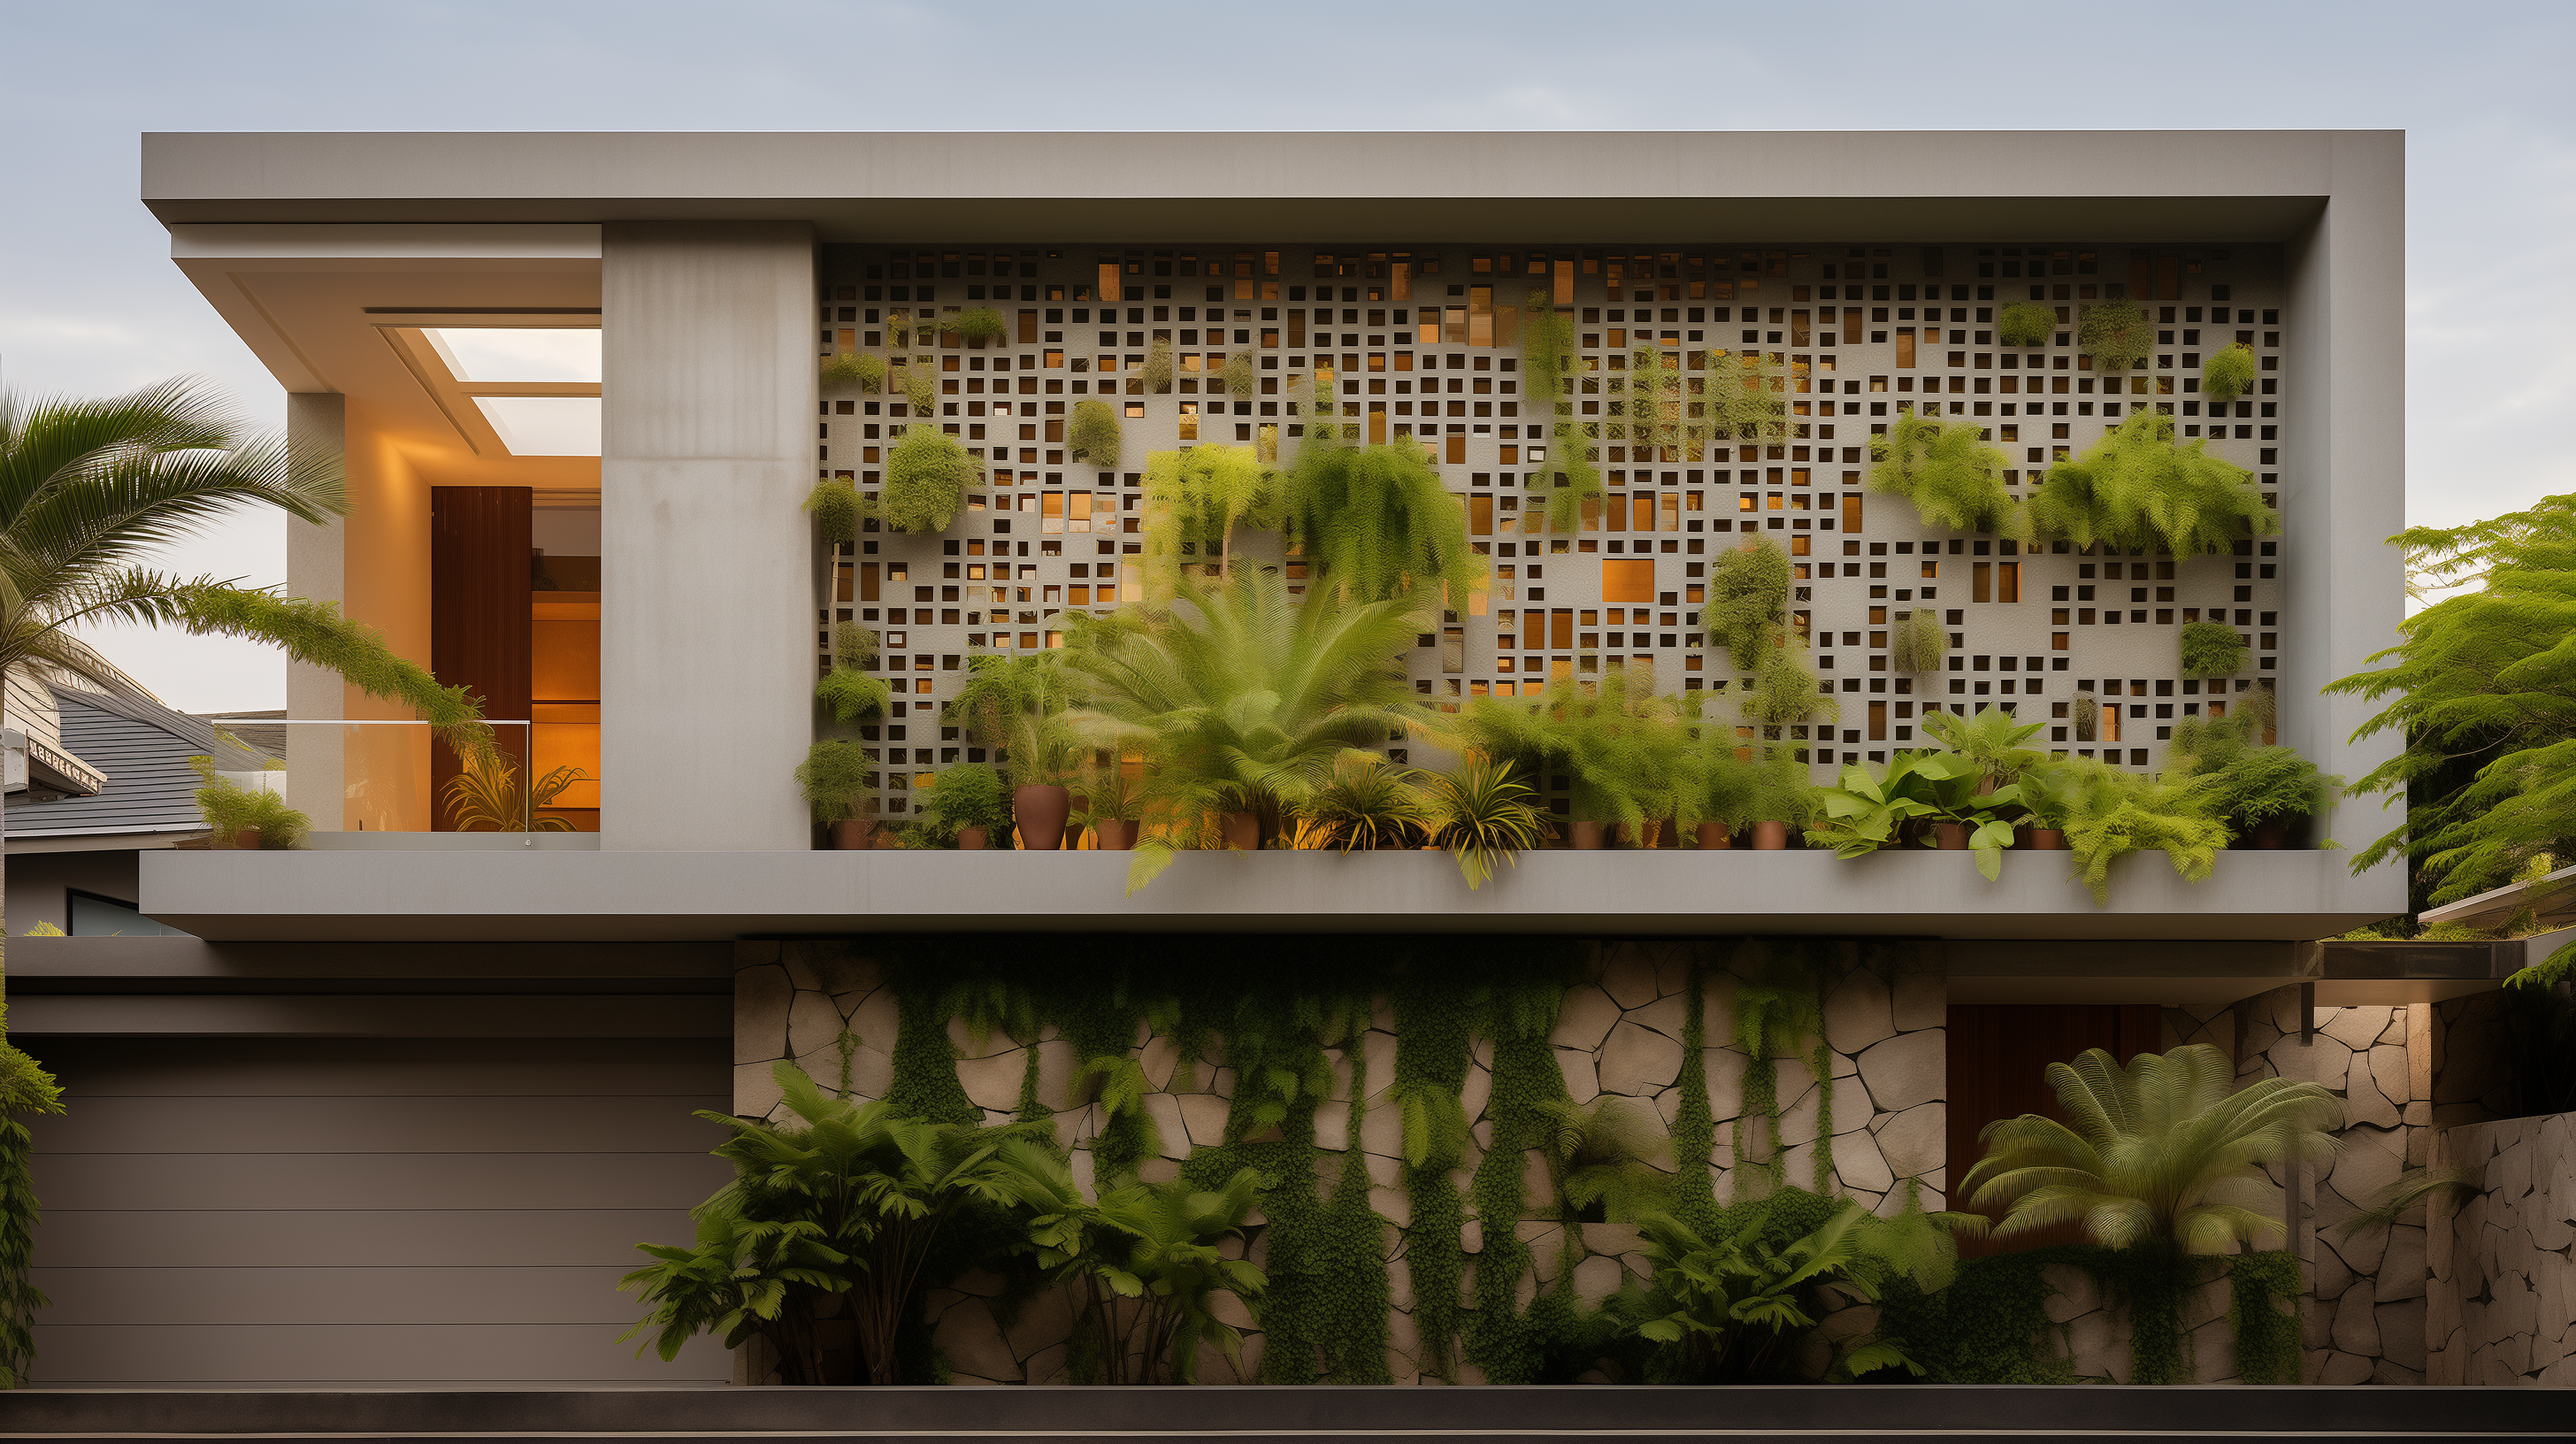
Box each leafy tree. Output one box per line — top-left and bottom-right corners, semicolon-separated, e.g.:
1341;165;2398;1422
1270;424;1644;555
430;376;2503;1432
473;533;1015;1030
2202;343;2258;405
1960;1044;2342;1255
1867;412;2017;534
1030;1168;1269;1385
2023;412;2278;557
2327;494;2576;918
1701;536;1790;671
0;380;494;1383
879;426;977;533
1141;445;1274;595
1996;301;2057;348
1279;440;1482;604
1066;398;1122;467
622;1064;1070;1385
1060;570;1426;891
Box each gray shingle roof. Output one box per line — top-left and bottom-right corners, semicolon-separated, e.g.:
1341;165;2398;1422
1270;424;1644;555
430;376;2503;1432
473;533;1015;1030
5;688;272;840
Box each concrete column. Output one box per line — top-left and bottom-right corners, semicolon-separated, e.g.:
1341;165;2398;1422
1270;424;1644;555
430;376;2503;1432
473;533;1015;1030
600;222;816;852
283;392;346;826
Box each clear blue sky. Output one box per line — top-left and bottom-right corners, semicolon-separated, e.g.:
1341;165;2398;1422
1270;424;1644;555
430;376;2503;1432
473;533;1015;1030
3;0;2568;711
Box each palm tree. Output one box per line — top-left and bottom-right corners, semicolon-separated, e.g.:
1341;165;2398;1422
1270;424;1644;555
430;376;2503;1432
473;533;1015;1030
1960;1043;2342;1255
1060;568;1427;891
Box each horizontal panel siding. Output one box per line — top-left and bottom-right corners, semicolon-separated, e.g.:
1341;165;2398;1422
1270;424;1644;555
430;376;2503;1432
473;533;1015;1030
25;1095;729;1154
36;1210;693;1268
28;1324;730;1385
27;1038;729;1385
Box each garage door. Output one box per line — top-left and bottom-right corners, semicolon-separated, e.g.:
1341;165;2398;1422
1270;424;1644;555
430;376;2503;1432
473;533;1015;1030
22;1036;734;1386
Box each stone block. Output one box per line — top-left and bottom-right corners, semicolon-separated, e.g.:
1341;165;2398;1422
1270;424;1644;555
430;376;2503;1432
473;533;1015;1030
1857;1030;1945;1114
1823;968;1896;1055
2378;1294;2428;1372
2320;1004;2388;1052
1361;1029;1397;1095
1358;1089;1402;1157
789;989;850;1062
932;1296;1020;1383
1552;985;1622;1051
1177;1092;1229;1148
2187;1317;2236;1383
2041;1264;2100;1324
1625;991;1689;1044
1572;1253;1624;1305
956;1047;1029;1114
846;985;900;1060
1598;1020;1685;1096
1775;1075;1822;1148
2369;1041;2411;1109
2315;1348;2372;1385
1831;1128;1893;1193
1874;1102;1945;1181
733;1060;785;1119
1138;1033;1183;1092
1705;1048;1745;1123
2344;1057;2400;1129
1142;1092;1190;1158
1313;1096;1350;1152
1461;1060;1492;1123
1555;1046;1601;1104
1601;956;1659;1010
2332;1284;2380;1356
2378;1224;2427;1302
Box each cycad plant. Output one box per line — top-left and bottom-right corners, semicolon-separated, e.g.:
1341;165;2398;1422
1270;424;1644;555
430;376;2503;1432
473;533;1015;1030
2023;412;2279;557
1867;412;2018;534
1293;749;1445;852
1960;1043;2342;1254
621;1063;1071;1385
1029;1167;1269;1385
1279;440;1482;603
1061;570;1427;891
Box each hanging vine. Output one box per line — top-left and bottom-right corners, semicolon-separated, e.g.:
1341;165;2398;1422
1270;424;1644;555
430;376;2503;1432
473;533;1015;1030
1461;972;1570;1383
1390;961;1477;1379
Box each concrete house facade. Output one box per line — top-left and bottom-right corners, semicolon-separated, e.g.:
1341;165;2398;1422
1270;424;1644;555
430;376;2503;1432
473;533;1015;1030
18;130;2559;1407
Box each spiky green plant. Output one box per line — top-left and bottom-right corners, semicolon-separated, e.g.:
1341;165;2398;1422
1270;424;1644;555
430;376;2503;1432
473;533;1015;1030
2077;298;2153;371
1295;749;1445;852
621;1063;1071;1385
1060;570;1429;892
2179;619;2247;677
1280;440;1482;604
2055;757;2231;903
439;754;586;833
1962;1044;2342;1255
1997;301;2057;348
1743;631;1837;727
2024;412;2278;557
880;426;977;534
803;479;863;543
1867;412;2018;534
1701;537;1790;671
1890;608;1946;675
2202;343;2258;405
2335;1166;2481;1239
1430;756;1549;889
1028;1167;1269;1385
1066;398;1122;467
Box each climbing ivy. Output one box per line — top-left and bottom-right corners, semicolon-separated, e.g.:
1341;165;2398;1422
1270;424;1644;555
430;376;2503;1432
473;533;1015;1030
2227;1250;2302;1385
882;974;979;1126
1876;1242;2294;1385
1390;960;1477;1379
1666;951;1721;1238
1462;971;1571;1384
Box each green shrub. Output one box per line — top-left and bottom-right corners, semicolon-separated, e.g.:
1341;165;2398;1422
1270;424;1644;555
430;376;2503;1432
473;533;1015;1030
2055;757;2229;903
954;307;1008;344
1868;412;2017;534
1519;296;1603;530
821;350;885;392
2202;343;2258;405
2024;412;2277;557
795;741;874;822
1066;398;1122;466
886;309;914;347
1744;638;1837;726
803;479;863;542
2178;619;2247;676
2078;298;2152;371
880;426;976;533
2163;711;2342;833
189;758;310;848
1701;536;1790;671
1890;609;1946;674
927;763;1012;834
1997;301;2057;348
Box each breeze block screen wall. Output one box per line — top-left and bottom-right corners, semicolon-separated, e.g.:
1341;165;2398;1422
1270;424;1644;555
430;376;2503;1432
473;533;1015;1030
812;242;2287;823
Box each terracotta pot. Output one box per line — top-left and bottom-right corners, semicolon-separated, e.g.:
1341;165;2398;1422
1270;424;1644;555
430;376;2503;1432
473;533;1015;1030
1750;819;1790;851
1220;810;1262;851
1933;821;1970;850
2249;820;2290;850
2027;827;2066;851
829;819;878;851
1568;820;1607;850
232;826;261;851
954;826;989;851
1092;818;1139;851
1012;784;1071;850
1695;820;1733;851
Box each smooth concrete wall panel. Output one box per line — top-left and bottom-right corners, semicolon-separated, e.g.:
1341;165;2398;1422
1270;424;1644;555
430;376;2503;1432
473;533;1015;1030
26;1038;729;1386
142;847;2395;941
1;852;145;934
601;223;814;852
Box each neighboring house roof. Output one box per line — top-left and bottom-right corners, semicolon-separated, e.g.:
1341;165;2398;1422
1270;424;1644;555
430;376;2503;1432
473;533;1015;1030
4;686;272;841
2419;864;2576;934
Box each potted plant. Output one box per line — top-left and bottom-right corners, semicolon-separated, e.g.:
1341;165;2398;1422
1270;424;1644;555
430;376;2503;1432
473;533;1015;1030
1997;300;2057;349
1740;749;1818;850
927;763;1010;850
1429;757;1548;889
1692;745;1759;850
949;652;1081;849
795;741;878;849
2014;762;2075;850
1913;754;2020;880
2163;711;2342;849
189;758;310;849
1076;754;1146;851
1920;706;2047;795
1292;749;1444;852
816;624;891;724
2203;343;2258;406
2058;757;2230;903
1804;755;1939;859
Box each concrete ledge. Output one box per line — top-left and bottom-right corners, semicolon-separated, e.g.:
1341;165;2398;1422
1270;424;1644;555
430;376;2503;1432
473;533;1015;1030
1;1385;2564;1441
141;847;2403;943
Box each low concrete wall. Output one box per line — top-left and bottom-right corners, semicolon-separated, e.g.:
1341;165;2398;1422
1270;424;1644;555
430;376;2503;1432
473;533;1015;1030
2429;1111;2576;1386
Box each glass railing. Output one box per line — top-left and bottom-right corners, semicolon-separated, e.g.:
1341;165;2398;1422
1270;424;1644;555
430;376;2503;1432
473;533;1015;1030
194;718;598;842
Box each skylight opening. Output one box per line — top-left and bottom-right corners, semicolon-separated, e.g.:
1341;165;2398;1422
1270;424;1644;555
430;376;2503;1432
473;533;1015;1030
426;327;601;383
474;397;602;457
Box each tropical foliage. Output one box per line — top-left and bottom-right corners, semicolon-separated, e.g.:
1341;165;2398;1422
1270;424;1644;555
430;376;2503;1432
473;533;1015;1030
1280;440;1481;603
1293;751;1444;852
1961;1044;2342;1255
925;763;1011;839
440;754;586;833
1518;295;1601;530
796;741;876;823
2055;757;2231;904
948;651;1079;787
1430;757;1551;889
2163;710;2340;834
1141;446;1273;595
1029;1169;1268;1385
2023;412;2277;557
1890;609;1946;675
1867;413;2016;534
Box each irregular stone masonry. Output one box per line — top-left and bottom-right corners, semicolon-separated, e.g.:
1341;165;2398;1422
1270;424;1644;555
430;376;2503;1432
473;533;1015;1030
2429;1112;2576;1386
730;939;1945;1385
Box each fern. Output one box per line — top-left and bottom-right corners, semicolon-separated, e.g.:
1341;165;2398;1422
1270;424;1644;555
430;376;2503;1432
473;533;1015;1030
1867;412;2017;534
2077;298;2153;371
1996;301;2057;348
2202;343;2258;405
2025;412;2277;557
1281;440;1483;603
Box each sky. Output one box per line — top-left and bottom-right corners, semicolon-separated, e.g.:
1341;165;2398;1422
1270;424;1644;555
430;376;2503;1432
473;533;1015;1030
2;0;2571;714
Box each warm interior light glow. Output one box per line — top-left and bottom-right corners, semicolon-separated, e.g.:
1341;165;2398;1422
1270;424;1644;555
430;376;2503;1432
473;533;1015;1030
426;327;601;383
475;396;601;457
